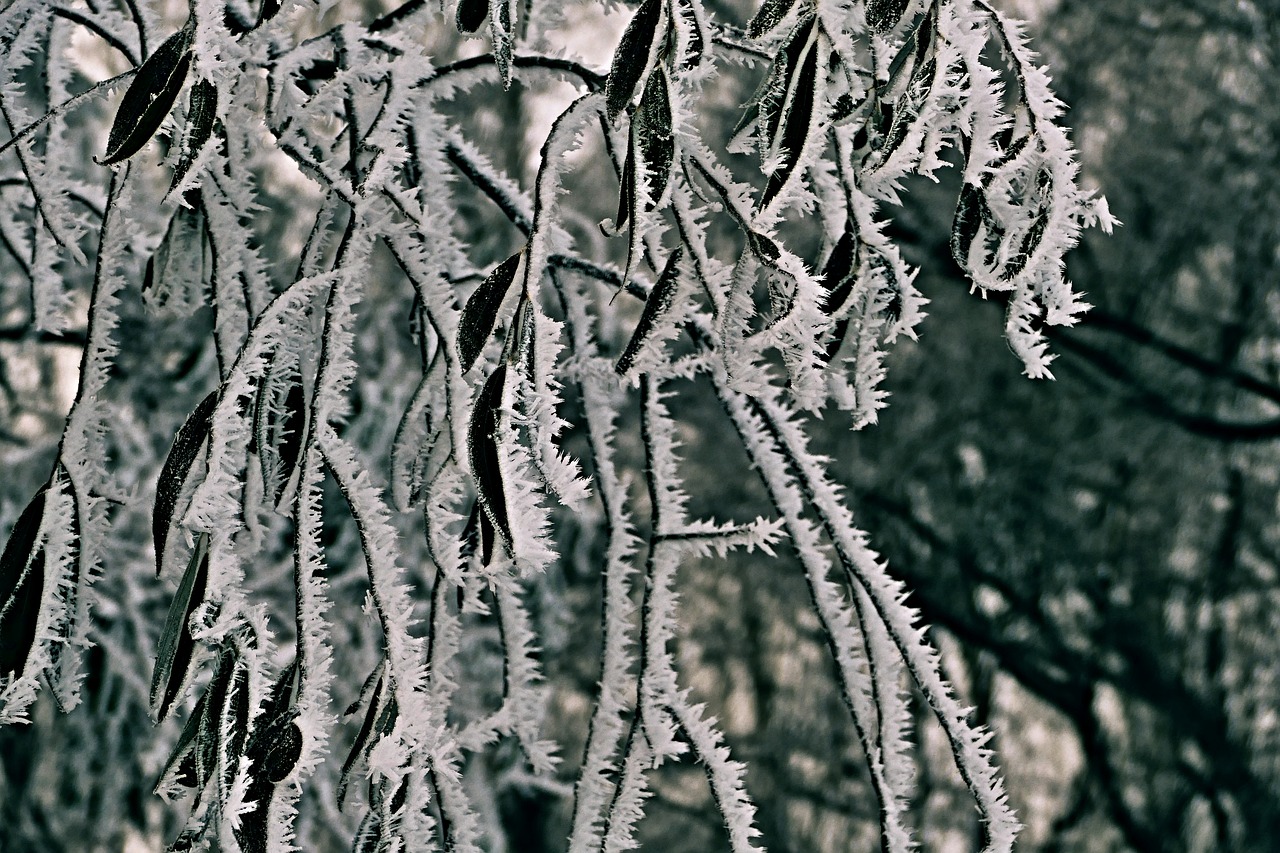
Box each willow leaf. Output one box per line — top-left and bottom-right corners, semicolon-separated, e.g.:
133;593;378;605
150;532;210;722
617;246;683;376
866;0;910;35
154;391;217;577
747;0;797;39
100;26;194;165
635;67;674;208
0;482;49;677
468;365;511;556
605;0;661;122
169;79;217;196
459;249;523;373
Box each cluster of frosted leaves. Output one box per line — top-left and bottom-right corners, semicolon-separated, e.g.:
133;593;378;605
0;0;1112;850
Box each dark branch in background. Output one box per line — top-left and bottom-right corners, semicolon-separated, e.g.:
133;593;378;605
0;325;89;347
53;7;139;67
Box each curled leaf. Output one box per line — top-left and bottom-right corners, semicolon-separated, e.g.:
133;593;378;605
458;248;523;373
951;183;987;269
491;0;515;88
150;532;210;722
617;246;683;376
154;392;218;577
100;26;194;165
468;365;511;556
605;0;661;121
0;482;49;677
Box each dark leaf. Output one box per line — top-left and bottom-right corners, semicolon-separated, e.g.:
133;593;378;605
1003;210;1049;280
338;670;384;808
747;0;797;39
150;532;210;721
169;79;217;196
820;225;859;315
617;246;683;376
468;365;512;556
479;509;496;566
257;0;281;26
456;0;487;32
675;0;705;69
605;0;661;121
154;391;218;577
866;0;910;34
459;500;481;560
100;26;194;165
607;131;636;235
761;20;818;210
220;658;250;791
458;249;523;373
261;720;302;783
156;685;210;791
0;482;49;677
634;67;674;209
823;317;850;363
951;183;986;269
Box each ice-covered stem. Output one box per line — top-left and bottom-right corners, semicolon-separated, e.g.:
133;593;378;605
742;384;1019;853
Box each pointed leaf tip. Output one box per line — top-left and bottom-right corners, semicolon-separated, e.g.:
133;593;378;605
99;26;194;166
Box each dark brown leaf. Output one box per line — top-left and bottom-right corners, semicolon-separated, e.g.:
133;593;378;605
169;79;217;196
154;391;218;577
617;246;683;376
456;0;487;32
100;26;194;165
866;0;910;34
605;0;661;122
0;482;49;677
634;67;673;208
150;532;210;721
459;249;523;374
468;365;511;556
761;20;818;210
747;0;797;39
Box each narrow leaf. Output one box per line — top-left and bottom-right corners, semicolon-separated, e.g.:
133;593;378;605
169;79;217;196
747;0;797;39
468;365;512;554
820;225;859;315
761;22;818;209
154;391;218;576
634;67;674;208
491;0;514;88
100;26;194;165
866;0;910;34
617;246;683;376
338;670;384;808
0;482;49;677
951;183;986;269
605;0;661;121
150;532;210;721
459;249;523;373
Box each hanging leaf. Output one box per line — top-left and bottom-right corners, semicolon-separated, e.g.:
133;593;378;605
150;532;210;722
866;0;910;35
607;130;636;235
338;669;386;808
219;657;250;792
634;67;674;209
456;0;487;32
169;79;217;197
761;22;818;210
458;248;523;373
1003;208;1049;281
491;0;514;88
43;466;82;705
158;687;210;791
617;246;683;376
605;0;661;122
747;0;797;39
468;365;512;555
154;392;218;577
820;225;860;316
256;0;281;25
674;0;705;69
951;183;987;270
99;26;195;165
0;482;49;677
254;362;307;510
